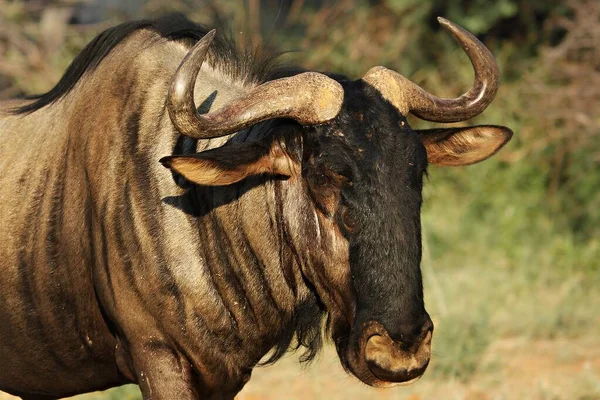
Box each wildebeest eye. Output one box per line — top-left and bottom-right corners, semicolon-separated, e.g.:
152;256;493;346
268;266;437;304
341;208;358;232
313;172;331;187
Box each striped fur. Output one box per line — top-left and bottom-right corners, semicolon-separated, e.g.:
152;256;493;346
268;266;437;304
0;13;512;400
0;16;343;399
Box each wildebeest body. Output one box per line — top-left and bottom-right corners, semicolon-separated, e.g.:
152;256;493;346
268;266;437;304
1;16;352;398
0;14;512;399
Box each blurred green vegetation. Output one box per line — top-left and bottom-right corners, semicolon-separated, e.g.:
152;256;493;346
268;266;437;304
1;0;598;398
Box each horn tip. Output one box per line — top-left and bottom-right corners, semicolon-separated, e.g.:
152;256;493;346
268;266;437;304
202;29;217;44
437;17;458;32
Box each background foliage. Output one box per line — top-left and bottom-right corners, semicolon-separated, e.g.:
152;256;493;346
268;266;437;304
0;0;598;399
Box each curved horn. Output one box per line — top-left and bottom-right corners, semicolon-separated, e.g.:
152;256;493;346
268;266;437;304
167;30;344;139
362;17;499;123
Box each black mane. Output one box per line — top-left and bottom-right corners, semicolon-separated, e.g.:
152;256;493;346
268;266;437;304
14;14;287;114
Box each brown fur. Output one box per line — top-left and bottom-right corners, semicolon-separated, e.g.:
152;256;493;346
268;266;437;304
0;27;338;399
0;16;512;400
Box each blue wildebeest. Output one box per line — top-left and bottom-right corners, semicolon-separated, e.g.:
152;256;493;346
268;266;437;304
0;14;512;400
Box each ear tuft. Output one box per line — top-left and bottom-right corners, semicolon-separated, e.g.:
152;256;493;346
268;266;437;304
418;125;513;166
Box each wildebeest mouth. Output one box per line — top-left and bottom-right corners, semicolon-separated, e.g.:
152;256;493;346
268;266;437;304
335;320;433;387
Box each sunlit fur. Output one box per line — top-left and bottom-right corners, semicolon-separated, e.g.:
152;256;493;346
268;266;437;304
0;14;510;399
0;15;338;398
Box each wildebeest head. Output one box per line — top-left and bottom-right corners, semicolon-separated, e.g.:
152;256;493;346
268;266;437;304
161;18;511;386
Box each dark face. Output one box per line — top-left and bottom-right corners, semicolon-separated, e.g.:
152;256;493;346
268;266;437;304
165;73;512;389
303;79;433;386
164;17;513;390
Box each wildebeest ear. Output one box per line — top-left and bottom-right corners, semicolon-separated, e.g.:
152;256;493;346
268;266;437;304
417;125;513;166
160;141;300;186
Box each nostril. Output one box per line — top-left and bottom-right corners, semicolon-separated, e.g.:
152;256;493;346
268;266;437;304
421;317;434;336
382;315;434;347
396;319;433;352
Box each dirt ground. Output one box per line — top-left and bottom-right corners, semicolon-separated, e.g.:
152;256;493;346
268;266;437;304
1;337;599;400
239;337;600;400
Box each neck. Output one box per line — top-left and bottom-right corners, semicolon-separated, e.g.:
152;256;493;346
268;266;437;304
74;30;326;385
152;172;324;380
